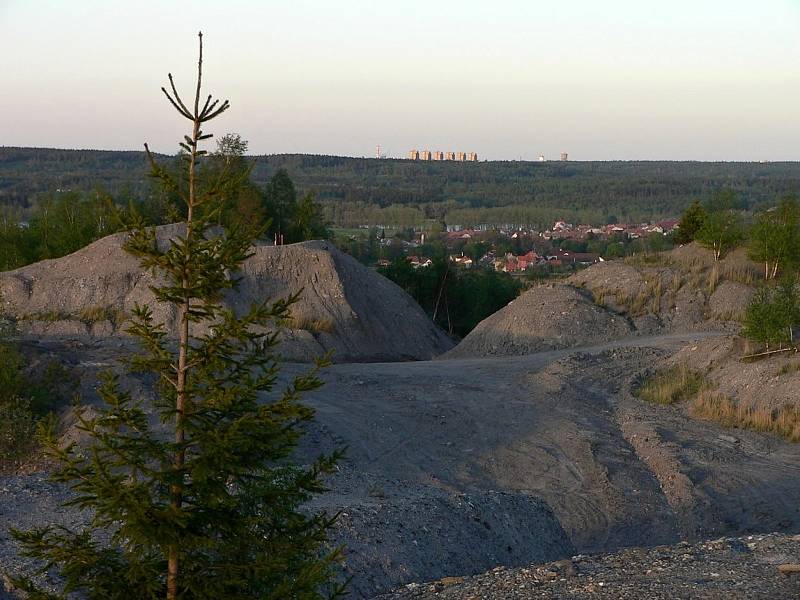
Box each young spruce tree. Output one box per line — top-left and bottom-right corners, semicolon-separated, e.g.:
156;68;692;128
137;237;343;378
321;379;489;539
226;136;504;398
11;32;343;599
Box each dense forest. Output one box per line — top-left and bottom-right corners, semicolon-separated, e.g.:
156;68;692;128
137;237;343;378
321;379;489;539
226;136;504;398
3;147;800;227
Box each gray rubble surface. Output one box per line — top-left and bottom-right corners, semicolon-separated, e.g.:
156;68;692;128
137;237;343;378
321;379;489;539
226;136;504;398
377;533;800;599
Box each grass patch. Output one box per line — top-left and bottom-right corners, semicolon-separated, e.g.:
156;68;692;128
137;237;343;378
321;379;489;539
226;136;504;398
636;364;706;405
690;389;800;442
624;253;672;267
22;310;71;322
629;278;664;316
22;306;126;328
706;263;720;294
778;361;800;377
78;305;126;327
289;315;335;334
591;288;607;307
710;307;745;322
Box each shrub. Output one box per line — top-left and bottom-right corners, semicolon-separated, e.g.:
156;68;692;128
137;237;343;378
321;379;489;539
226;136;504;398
0;398;38;470
741;279;799;349
0;333;77;470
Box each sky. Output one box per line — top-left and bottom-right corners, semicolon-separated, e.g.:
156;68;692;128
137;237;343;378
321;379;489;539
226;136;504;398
1;0;799;161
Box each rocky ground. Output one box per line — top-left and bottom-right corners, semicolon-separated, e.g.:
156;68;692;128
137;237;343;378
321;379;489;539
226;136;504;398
4;333;800;598
2;238;799;598
378;533;800;599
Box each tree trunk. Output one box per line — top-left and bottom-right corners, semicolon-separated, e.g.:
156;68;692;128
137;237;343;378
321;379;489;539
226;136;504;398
167;34;205;600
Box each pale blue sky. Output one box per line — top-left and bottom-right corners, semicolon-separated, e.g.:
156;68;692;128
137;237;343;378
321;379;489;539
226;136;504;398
1;0;799;160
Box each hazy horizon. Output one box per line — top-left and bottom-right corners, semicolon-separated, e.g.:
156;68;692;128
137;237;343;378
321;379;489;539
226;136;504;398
2;0;799;161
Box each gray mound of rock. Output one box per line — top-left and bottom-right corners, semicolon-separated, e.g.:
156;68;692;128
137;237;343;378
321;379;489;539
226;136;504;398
0;225;453;363
443;284;633;358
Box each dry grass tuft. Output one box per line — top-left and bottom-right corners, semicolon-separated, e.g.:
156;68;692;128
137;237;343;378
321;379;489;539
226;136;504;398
78;305;126;326
592;288;608;307
778;361;800;377
690;390;800;442
637;364;706;405
629;278;664;316
23;310;71;322
710;307;745;322
706;263;720;294
718;261;759;286
290;315;335;334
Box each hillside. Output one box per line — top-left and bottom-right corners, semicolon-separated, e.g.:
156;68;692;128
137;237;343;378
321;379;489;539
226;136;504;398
3;147;800;225
0;224;453;362
447;243;758;359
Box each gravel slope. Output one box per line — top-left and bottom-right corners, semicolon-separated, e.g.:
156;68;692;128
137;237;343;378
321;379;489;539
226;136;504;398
442;284;633;358
0;225;453;362
5;333;800;598
378;533;800;599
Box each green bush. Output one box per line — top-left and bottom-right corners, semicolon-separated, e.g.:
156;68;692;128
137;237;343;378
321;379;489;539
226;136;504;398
0;330;77;470
0;398;39;469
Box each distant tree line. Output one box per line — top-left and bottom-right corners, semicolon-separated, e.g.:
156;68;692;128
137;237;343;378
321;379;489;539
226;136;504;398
4;147;800;227
0;136;330;271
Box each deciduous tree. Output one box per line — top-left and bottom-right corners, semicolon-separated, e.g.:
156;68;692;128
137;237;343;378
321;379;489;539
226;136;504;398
695;191;744;261
748;196;800;280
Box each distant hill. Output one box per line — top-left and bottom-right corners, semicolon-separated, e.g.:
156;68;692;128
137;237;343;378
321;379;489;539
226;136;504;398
2;146;799;226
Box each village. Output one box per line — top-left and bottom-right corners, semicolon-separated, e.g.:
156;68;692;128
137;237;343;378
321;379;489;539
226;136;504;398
372;218;680;274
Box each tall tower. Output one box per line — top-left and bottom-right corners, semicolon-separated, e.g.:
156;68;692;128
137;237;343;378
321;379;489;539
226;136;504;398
376;144;382;159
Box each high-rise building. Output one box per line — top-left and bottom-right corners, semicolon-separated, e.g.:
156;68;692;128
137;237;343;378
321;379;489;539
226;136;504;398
560;152;569;161
467;152;478;161
445;151;456;161
407;149;420;160
538;155;546;162
456;152;466;161
433;151;444;160
420;150;433;160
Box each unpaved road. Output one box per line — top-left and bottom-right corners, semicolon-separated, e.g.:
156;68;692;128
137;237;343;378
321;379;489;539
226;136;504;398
2;332;800;598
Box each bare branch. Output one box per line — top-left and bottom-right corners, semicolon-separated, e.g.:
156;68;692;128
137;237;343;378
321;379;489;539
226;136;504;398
167;74;193;118
200;99;220;119
161;87;193;120
203;100;230;122
200;94;212;117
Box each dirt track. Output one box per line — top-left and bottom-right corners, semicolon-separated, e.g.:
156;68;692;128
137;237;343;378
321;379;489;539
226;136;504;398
3;333;800;598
